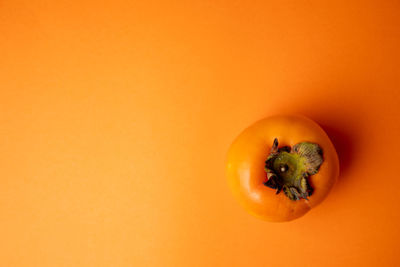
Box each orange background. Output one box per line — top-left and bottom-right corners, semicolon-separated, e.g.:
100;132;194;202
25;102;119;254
1;0;400;266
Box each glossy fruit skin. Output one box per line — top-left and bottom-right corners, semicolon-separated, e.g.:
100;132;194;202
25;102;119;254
226;115;339;222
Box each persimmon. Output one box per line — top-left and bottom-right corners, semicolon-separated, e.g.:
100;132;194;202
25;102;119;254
226;115;339;222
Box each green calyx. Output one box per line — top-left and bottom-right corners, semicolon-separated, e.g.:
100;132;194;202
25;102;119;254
263;138;323;201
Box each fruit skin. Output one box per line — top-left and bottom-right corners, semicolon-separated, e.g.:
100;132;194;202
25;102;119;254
226;114;339;222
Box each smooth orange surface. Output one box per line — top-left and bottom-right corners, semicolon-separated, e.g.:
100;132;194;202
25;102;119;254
0;0;399;266
227;115;339;221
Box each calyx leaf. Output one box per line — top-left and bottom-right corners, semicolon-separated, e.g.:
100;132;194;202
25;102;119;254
264;138;323;201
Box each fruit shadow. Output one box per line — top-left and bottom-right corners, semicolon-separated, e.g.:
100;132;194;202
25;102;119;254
299;110;363;180
317;122;354;177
